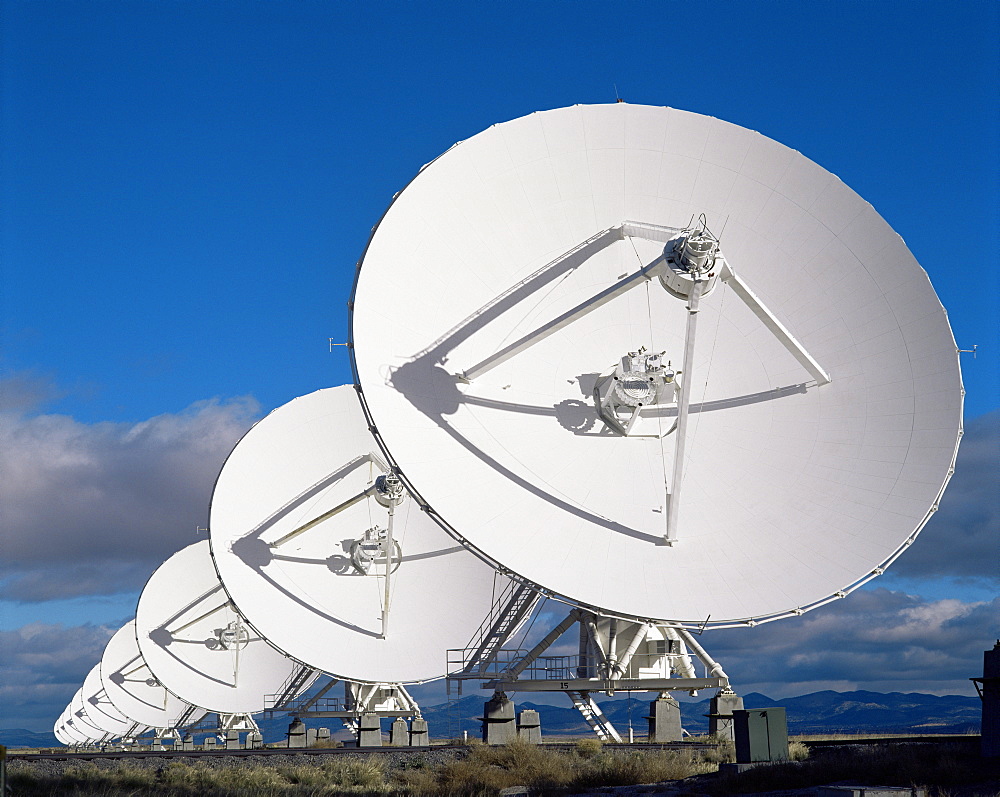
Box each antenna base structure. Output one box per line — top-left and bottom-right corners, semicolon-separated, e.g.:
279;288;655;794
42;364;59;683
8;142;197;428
447;589;740;742
267;676;422;746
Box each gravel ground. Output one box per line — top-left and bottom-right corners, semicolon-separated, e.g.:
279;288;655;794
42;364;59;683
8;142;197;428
8;746;469;780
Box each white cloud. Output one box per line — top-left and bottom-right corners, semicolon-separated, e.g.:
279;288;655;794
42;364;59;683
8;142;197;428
0;379;260;601
892;410;1000;585
703;588;997;698
0;621;120;731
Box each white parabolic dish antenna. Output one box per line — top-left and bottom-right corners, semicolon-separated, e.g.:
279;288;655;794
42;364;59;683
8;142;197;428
57;706;88;744
69;689;106;741
55;710;78;744
81;663;141;738
135;540;306;715
350;103;963;626
53;722;70;745
210;385;518;684
101;621;205;730
59;708;90;744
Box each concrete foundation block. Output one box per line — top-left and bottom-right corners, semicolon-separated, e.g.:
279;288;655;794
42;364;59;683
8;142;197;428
647;695;682;742
482;693;517;744
359;713;382;747
709;690;745;740
517;710;541;744
389;718;409;746
409;717;429;746
287;718;307;748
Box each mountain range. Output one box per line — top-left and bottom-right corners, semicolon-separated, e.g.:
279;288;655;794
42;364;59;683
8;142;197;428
419;690;982;740
2;690;980;748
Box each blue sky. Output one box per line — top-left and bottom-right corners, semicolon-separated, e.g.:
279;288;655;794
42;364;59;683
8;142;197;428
2;0;997;732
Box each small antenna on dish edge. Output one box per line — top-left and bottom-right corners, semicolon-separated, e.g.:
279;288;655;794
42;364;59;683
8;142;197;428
614;83;623;103
958;344;978;358
329;338;351;352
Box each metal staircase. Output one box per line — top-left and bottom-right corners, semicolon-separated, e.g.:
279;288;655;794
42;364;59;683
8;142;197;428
272;664;320;710
463;581;539;676
175;703;202;730
442;579;540;740
567;691;622;742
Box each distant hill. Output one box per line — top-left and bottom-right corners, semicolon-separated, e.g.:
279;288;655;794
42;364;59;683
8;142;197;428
9;689;979;747
419;689;981;739
0;729;59;748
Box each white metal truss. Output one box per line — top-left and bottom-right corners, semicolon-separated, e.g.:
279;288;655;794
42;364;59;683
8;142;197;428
268;675;421;739
449;596;736;741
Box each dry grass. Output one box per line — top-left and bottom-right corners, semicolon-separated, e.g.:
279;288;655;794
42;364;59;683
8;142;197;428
309;737;345;749
788;740;810;761
6;742;734;797
398;739;573;796
7;756;393;795
395;737;730;795
573;737;603;759
13;738;991;797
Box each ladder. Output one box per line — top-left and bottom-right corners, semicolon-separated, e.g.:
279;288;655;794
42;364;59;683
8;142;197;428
443;580;540;741
567;691;623;742
464;582;539;675
175;703;202;732
272;665;319;710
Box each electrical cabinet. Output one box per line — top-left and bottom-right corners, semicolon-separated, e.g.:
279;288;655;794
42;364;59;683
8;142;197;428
733;707;788;763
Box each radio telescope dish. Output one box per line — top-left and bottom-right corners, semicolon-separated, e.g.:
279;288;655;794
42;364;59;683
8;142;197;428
63;725;92;745
58;711;90;745
54;723;71;745
101;621;205;730
69;689;106;741
135;540;307;715
81;664;142;738
350;103;963;626
56;707;84;744
61;699;98;744
209;385;519;684
54;710;76;744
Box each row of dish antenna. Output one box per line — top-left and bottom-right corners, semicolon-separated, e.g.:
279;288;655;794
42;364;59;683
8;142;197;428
56;103;963;747
56;385;735;747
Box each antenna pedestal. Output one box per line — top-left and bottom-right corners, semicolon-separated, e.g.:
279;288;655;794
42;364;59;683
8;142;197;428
448;596;738;742
268;676;423;747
